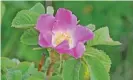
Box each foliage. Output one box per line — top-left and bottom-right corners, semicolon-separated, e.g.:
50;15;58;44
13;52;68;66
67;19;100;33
20;28;39;45
1;57;45;80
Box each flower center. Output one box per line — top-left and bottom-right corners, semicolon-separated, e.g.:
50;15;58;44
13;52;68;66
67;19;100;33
52;31;73;47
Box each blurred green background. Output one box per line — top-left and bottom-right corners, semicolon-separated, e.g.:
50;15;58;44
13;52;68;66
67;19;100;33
1;1;133;80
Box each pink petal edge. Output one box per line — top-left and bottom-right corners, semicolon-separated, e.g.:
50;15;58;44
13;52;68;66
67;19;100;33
36;14;55;33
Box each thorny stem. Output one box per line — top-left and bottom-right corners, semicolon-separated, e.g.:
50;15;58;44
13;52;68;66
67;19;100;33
46;62;54;79
38;53;45;71
46;49;64;80
59;54;64;77
59;54;62;73
46;49;56;79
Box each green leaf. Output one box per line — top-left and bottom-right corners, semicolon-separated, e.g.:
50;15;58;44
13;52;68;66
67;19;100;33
30;3;45;14
20;28;39;45
79;61;90;80
87;24;96;31
17;43;47;61
85;47;111;72
6;69;22;80
11;3;45;28
63;59;81;80
21;62;44;80
27;62;35;74
50;75;62;80
12;10;39;28
16;62;31;74
85;56;110;80
27;76;43;80
27;63;44;79
88;27;121;46
1;57;16;71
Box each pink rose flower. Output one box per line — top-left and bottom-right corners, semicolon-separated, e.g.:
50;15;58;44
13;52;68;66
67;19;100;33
36;8;94;59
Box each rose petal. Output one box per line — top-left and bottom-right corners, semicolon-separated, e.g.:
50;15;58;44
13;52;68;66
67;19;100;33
75;25;94;43
72;14;78;24
36;14;55;33
55;8;77;25
55;40;70;54
52;22;76;34
70;42;85;59
39;32;52;47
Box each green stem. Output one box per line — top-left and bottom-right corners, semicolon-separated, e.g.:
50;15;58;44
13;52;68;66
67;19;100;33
59;54;63;75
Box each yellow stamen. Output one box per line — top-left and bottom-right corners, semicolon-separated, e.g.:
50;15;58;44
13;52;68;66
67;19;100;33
53;31;72;47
